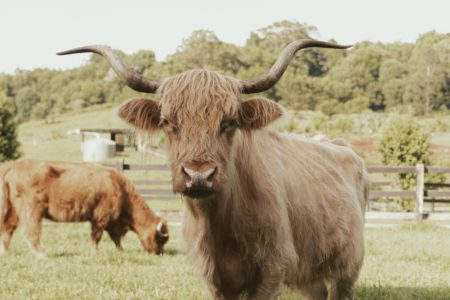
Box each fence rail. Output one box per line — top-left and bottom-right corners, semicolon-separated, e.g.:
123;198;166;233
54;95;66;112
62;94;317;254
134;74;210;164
105;161;450;220
102;162;180;200
367;164;450;220
1;161;448;219
103;161;450;219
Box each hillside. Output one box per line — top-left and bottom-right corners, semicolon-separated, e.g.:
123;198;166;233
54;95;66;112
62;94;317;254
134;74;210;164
18;104;450;166
18;103;166;165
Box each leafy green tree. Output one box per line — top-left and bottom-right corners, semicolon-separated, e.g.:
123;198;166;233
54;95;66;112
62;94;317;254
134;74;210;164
378;59;408;108
327;43;383;108
404;45;447;114
277;74;327;110
165;30;242;75
0;101;21;161
404;32;450;113
240;20;342;103
14;86;41;121
382;42;414;64
0;23;448;121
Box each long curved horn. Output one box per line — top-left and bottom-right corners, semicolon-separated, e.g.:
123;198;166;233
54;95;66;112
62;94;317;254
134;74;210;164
57;45;160;93
156;221;169;238
241;39;351;94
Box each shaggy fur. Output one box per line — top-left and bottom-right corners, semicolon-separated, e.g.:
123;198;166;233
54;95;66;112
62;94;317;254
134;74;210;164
119;69;369;300
0;160;169;257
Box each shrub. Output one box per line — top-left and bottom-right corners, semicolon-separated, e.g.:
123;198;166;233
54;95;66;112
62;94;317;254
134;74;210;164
277;112;301;133
378;117;430;210
0;101;21;161
378;117;430;172
309;112;329;131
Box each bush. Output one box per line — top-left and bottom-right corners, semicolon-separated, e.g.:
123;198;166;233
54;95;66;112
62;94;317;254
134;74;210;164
0;102;21;161
378;117;430;172
309;112;329;131
378;117;430;210
277;112;301;133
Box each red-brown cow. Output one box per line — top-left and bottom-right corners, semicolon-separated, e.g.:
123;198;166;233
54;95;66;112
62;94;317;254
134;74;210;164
0;160;169;258
59;40;369;300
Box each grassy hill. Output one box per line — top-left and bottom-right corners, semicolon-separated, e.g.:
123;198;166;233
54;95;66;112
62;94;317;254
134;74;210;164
18;105;450;166
18;104;159;163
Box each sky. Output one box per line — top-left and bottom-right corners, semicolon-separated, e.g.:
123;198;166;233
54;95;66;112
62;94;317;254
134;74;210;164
0;0;448;74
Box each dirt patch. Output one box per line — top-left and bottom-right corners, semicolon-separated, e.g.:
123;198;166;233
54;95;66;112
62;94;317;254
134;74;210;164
351;139;375;153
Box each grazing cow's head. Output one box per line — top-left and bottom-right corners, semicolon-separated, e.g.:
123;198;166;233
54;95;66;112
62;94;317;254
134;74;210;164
141;220;169;255
58;40;349;199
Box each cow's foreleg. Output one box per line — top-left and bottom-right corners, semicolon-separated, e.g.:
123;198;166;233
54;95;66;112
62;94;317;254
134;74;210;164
0;206;18;255
23;210;45;259
90;223;104;251
301;280;328;300
328;276;355;300
205;280;227;300
106;229;123;250
248;264;284;300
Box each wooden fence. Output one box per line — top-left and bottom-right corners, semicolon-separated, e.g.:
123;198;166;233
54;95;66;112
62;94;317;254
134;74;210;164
103;161;450;220
103;161;179;201
367;164;450;220
1;161;449;220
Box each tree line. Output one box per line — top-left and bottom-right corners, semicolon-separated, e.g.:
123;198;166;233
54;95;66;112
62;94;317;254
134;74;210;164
0;20;449;123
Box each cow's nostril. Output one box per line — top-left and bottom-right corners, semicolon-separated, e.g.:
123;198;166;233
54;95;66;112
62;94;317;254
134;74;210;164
207;167;217;182
181;166;190;179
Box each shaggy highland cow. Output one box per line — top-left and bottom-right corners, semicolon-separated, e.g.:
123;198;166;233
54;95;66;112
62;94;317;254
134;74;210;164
58;40;369;300
0;160;169;258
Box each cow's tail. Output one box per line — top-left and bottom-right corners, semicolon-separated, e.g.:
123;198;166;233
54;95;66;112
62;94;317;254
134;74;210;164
0;163;11;231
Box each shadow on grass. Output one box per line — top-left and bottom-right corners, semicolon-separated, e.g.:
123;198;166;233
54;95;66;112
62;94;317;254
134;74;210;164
50;251;80;258
162;248;179;256
356;284;450;300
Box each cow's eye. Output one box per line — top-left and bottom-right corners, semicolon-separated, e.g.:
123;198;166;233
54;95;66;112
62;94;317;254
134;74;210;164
220;119;237;134
171;126;179;135
160;119;179;135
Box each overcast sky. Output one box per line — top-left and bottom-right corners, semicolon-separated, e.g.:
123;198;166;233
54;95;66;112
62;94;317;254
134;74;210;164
0;0;448;74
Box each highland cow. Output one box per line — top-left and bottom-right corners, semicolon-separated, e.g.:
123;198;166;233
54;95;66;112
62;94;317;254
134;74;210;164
59;40;369;299
0;160;168;258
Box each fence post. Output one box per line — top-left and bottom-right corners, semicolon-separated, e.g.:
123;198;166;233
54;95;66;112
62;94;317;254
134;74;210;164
116;159;124;173
415;163;424;221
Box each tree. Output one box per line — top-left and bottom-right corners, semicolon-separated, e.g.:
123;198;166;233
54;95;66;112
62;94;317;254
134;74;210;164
0;101;21;161
404;32;450;113
165;30;242;75
327;43;383;109
404;45;447;114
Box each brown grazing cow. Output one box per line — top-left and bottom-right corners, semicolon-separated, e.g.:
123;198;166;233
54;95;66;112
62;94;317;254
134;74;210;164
59;40;369;300
0;160;169;258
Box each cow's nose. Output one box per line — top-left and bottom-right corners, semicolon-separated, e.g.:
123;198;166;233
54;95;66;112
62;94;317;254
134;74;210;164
181;165;217;187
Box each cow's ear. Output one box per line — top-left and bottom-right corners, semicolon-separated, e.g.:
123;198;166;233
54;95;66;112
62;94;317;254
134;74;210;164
238;98;284;129
118;98;161;131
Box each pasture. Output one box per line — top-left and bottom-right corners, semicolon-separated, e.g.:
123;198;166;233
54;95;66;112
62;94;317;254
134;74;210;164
1;222;449;299
2;105;449;299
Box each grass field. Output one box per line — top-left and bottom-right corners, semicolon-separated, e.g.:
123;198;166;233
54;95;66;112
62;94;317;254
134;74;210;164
6;105;450;299
1;222;449;300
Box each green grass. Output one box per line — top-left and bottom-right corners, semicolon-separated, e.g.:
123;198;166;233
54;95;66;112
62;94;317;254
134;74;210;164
11;105;450;299
1;223;449;299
